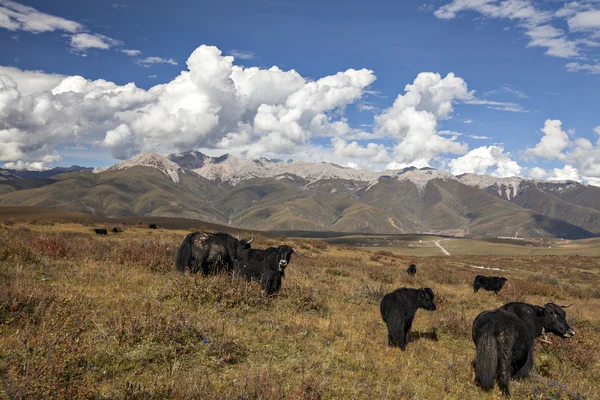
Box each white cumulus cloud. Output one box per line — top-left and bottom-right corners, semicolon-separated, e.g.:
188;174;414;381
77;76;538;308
526;119;571;160
448;145;522;177
375;72;471;167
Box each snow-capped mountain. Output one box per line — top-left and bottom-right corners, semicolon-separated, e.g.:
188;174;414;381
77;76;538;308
167;151;462;189
176;152;379;184
94;152;185;183
4;150;598;239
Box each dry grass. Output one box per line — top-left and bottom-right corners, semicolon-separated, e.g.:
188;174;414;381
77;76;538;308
1;221;599;399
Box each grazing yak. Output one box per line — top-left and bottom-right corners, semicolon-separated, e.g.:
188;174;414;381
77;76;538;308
94;228;108;235
472;302;575;397
473;275;507;295
176;231;254;275
407;264;417;275
149;224;158;229
380;288;437;350
111;227;119;233
233;245;295;295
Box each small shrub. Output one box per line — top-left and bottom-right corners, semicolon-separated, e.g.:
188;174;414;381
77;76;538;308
207;340;248;365
283;285;329;315
437;310;471;338
167;274;271;310
326;268;350;278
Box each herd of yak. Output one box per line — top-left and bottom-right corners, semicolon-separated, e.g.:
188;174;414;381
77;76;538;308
94;227;576;397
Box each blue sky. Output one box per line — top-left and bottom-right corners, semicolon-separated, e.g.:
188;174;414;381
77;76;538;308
0;0;599;184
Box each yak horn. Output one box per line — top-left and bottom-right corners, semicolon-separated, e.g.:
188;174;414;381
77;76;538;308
247;233;254;244
560;304;573;308
236;230;240;240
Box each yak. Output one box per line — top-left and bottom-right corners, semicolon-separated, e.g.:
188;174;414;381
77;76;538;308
149;224;158;229
111;227;119;233
94;228;108;235
176;231;254;275
473;275;507;295
407;264;417;275
380;287;436;350
233;245;295;295
472;302;575;396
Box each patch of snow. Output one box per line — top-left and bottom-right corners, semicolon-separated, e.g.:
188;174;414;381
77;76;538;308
192;154;378;185
458;174;526;199
98;152;183;183
393;168;458;190
469;265;507;272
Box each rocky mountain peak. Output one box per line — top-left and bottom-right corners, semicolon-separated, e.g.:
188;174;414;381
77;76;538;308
95;152;184;183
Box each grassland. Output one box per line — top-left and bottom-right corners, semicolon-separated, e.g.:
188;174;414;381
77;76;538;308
321;234;600;257
1;218;599;399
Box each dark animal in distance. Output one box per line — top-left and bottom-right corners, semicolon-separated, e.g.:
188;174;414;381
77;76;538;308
94;228;108;235
111;227;119;233
149;224;158;229
473;275;507;294
407;264;416;275
380;288;436;350
233;245;295;295
176;231;254;275
472;302;575;396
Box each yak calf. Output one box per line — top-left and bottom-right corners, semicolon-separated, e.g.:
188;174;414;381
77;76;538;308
473;302;575;397
473;275;507;295
380;287;436;350
407;264;417;275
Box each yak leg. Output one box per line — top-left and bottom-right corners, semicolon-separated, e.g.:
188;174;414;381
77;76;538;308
513;348;534;380
201;262;211;276
404;318;413;342
262;271;282;295
497;352;511;397
386;321;406;350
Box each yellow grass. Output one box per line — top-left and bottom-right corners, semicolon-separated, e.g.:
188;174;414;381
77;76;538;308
0;220;599;399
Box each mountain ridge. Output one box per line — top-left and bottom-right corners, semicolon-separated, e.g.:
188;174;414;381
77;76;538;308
0;150;597;239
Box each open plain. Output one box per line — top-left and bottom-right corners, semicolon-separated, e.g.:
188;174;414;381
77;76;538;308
1;212;599;399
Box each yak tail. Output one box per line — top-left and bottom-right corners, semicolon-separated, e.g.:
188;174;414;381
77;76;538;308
475;331;498;391
176;234;193;273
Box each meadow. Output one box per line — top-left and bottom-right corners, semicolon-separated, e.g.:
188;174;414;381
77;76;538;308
1;218;599;399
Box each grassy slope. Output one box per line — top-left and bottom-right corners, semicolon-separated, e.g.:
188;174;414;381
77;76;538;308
0;168;226;223
509;186;600;235
544;184;600;213
1;220;599;399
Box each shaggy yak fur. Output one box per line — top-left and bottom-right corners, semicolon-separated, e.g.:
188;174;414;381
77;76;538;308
233;245;295;295
472;302;575;396
473;275;507;294
175;231;253;275
380;288;436;350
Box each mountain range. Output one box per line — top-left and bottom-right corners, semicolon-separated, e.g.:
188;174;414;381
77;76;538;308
1;151;599;239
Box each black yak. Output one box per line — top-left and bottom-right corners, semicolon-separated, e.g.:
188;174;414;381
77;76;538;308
149;224;158;229
407;264;416;275
94;228;108;235
175;231;253;275
111;227;119;233
380;288;436;350
233;245;295;295
473;275;507;294
472;302;575;396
